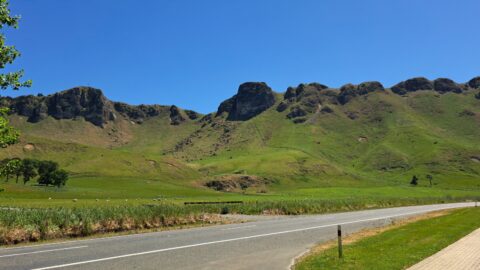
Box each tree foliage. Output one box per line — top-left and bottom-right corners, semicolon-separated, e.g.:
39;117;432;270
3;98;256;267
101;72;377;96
37;160;59;186
0;107;18;147
21;158;37;184
0;158;69;187
0;0;31;90
51;169;68;188
0;0;31;148
0;157;20;181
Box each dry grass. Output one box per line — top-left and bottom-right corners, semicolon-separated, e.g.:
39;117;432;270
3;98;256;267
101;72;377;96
0;213;228;245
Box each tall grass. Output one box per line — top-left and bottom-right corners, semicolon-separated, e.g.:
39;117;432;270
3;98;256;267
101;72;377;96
1;195;478;245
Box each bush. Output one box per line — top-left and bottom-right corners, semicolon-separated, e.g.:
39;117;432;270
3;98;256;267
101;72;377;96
220;206;229;215
410;175;419;186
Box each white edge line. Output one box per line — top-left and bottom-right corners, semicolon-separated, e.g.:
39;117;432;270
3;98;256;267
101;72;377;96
30;205;471;270
0;246;88;258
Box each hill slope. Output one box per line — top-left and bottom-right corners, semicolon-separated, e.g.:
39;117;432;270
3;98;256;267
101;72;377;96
0;76;479;201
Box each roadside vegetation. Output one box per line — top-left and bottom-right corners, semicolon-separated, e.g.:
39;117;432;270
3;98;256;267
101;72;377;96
1;196;479;245
0;203;226;245
295;207;480;270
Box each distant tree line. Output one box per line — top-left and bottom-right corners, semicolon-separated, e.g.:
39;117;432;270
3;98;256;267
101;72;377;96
0;158;68;188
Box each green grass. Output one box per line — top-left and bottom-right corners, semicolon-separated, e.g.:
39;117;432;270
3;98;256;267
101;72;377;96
0;90;479;209
295;207;480;270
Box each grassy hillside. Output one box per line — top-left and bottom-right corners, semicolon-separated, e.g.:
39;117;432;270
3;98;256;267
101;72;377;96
0;86;479;206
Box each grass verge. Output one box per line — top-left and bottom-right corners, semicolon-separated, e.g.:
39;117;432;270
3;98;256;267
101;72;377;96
0;204;226;245
1;196;478;246
294;207;480;270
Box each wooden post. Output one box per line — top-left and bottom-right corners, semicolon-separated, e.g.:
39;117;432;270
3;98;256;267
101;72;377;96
337;225;343;258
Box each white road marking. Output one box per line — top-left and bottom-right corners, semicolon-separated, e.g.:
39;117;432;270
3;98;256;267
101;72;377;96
0;246;88;258
31;206;467;270
221;225;257;231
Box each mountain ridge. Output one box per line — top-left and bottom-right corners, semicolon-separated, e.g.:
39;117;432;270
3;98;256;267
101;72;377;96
1;76;479;127
0;75;479;199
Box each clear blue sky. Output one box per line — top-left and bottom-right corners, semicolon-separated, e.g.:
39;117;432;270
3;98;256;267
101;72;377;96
4;0;480;113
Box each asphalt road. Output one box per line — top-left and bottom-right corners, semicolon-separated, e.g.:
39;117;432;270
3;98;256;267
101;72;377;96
0;202;474;270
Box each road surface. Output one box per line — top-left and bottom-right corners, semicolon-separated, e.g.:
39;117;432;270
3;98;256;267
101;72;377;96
0;202;474;270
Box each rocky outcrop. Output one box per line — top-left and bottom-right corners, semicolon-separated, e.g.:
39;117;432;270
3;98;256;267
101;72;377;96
169;105;186;125
6;95;48;122
391;77;433;95
2;76;477;128
277;83;335;121
113;103;169;123
433;78;462;93
216;97;235;117
282;83;329;102
184;110;200;120
216;82;276;121
391;77;466;95
1;87;199;126
1;87;116;126
468;77;480;89
357;81;385;94
286;105;308;119
46;87;115;126
337;81;384;104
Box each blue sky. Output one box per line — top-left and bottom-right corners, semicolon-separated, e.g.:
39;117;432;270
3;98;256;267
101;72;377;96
4;0;480;113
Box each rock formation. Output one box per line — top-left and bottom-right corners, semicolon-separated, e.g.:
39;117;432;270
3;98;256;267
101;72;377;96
391;77;433;95
216;82;276;121
337;81;384;104
1;87;198;127
468;76;480;89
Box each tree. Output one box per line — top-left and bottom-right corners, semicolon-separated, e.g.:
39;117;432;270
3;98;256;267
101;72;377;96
0;158;12;181
21;158;37;184
9;158;21;183
410;175;418;186
0;158;19;182
426;174;433;187
0;108;18;147
51;169;68;188
37;160;58;186
0;0;32;148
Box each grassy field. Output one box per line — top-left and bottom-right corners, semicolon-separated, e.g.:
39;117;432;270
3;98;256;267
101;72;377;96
1;174;479;207
0;89;478;231
0;87;479;246
295;207;480;270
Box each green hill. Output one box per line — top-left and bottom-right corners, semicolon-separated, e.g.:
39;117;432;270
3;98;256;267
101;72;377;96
1;77;479;205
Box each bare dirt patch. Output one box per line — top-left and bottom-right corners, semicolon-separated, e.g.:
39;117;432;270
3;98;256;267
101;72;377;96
357;136;368;143
204;174;274;192
23;143;35;151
